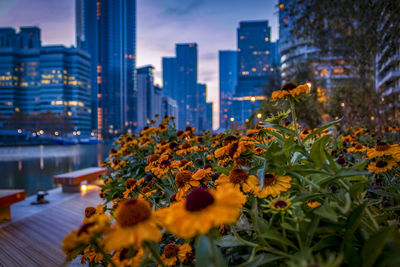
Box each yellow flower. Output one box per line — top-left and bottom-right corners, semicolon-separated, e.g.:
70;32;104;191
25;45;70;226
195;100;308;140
271;90;289;100
247;173;292;198
307;201;321;209
111;248;146;267
271;83;311;100
157;185;246;239
367;142;399;159
81;246;103;264
269;197;291;211
62;214;111;261
215;168;254;194
368;160;397;174
104;198;161;251
175;171;199;200
160;243;193;266
347;143;367;153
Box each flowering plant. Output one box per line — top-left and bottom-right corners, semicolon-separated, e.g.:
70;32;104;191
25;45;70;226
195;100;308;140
63;84;400;267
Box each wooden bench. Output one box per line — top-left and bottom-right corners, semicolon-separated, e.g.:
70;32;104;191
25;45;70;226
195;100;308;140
0;189;26;222
53;167;108;193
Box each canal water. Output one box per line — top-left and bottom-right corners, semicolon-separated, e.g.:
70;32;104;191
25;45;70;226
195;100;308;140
0;144;112;196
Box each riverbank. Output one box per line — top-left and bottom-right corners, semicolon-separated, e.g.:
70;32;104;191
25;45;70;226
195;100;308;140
0;144;111;196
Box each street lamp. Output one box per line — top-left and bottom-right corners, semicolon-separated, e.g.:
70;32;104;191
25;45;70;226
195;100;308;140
250;96;256;126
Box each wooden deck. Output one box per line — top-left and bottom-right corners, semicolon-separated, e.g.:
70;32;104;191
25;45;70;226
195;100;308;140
0;185;101;266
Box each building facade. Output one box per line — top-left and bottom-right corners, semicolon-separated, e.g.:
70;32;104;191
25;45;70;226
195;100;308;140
0;27;92;133
136;65;162;130
162;96;178;124
219;50;237;130
76;0;136;137
162;43;210;131
233;20;279;124
279;0;354;96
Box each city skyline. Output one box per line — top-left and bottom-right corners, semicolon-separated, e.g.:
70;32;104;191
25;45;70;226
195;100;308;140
0;0;279;129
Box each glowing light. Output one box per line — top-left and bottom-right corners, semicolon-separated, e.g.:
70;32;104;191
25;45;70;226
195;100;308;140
370;116;375;121
306;82;312;88
265;37;269;42
341;102;345;107
91;132;95;136
230;117;235;122
73;131;77;136
381;98;384;102
17;129;22;134
81;184;87;191
54;131;59;136
279;3;284;9
257;113;262;119
250;96;256;102
39;130;44;135
77;131;81;136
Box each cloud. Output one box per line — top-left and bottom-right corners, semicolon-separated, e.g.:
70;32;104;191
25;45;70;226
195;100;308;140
160;0;206;16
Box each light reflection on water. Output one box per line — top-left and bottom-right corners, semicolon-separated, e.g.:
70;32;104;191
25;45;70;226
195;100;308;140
0;144;112;196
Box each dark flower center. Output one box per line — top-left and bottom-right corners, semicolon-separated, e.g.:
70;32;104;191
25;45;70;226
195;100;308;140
375;141;390;151
185;188;215;212
176;130;184;136
282;82;296;91
229;169;249;184
228;141;239;158
274;200;287;209
376;161;388;168
160;160;171;168
164;244;179;258
78;222;95;236
264;173;276;186
182;143;191;149
116;198;151;227
147;154;160;164
355;144;363;149
84;207;96;218
125;178;137;189
175;171;192;188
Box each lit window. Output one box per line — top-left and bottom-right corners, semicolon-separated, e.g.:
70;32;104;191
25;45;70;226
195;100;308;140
251;68;257;72
240;36;245;40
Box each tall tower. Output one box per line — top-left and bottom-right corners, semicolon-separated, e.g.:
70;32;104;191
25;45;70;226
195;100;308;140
219;50;237;129
76;0;136;138
176;43;198;130
233;20;277;124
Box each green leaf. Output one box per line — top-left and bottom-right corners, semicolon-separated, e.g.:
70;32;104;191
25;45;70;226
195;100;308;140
310;135;330;169
312;236;342;251
257;160;266;189
313;203;338;222
241;254;284;267
195;235;228;267
362;226;396;267
303;118;342;143
260;226;297;249
259;122;296;136
214;235;243;248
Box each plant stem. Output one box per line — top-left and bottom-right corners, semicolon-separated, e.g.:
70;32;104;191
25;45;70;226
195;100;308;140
290;98;302;144
144;242;165;267
207;234;217;266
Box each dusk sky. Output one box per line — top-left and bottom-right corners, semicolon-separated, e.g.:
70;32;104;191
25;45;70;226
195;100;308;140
0;0;279;128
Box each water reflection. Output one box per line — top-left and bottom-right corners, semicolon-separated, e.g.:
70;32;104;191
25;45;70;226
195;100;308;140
0;144;112;196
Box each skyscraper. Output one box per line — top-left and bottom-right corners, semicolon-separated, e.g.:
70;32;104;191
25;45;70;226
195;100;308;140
162;43;202;130
76;0;136;138
176;43;198;130
0;27;92;133
136;65;162;130
233;20;278;124
162;57;177;100
219;50;237;129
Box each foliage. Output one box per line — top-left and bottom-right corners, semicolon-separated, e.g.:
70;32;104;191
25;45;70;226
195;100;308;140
62;87;400;267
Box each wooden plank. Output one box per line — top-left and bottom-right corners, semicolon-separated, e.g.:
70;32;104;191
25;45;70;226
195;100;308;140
0;187;101;266
53;167;107;185
0;189;26;207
